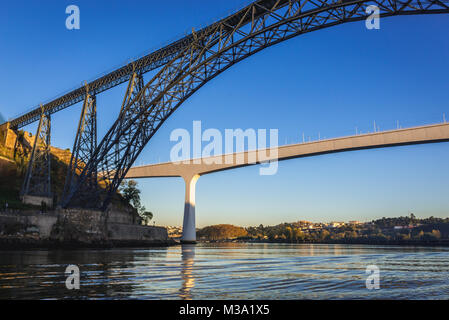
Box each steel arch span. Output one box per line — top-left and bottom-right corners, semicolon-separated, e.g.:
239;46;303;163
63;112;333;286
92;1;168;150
62;0;449;209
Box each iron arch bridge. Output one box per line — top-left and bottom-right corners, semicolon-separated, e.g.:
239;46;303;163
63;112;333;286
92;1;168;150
13;0;449;209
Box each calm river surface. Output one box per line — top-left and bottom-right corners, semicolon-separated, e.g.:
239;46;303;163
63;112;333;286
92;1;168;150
0;243;448;300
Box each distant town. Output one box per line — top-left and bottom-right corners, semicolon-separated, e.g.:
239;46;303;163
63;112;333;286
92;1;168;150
166;214;449;245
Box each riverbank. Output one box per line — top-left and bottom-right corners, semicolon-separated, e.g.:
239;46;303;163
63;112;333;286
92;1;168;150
199;238;449;247
0;207;177;249
0;237;179;250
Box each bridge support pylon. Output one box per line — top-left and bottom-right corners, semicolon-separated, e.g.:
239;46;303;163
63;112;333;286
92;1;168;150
181;174;200;244
20;106;52;207
61;85;98;207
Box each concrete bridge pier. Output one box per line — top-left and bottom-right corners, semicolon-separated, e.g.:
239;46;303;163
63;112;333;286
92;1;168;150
181;174;200;244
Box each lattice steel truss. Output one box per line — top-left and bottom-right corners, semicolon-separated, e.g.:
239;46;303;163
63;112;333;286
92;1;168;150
21;109;52;199
9;38;196;129
61;71;145;207
61;0;449;209
62;89;97;204
116;71;145;165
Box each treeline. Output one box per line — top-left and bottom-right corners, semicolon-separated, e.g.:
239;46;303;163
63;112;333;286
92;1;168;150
197;215;449;243
246;223;447;242
373;214;449;229
197;224;247;240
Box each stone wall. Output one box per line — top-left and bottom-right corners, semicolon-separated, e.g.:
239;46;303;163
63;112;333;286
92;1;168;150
0;123;10;147
22;195;53;207
108;223;168;241
52;208;108;242
0;207;170;247
0;124;19;150
0;123;34;154
107;206;141;225
0;211;58;239
27;214;58;238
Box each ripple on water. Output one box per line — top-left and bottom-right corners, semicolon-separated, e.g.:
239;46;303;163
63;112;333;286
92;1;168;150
0;244;449;299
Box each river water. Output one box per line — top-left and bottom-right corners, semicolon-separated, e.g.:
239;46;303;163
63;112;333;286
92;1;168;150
0;243;448;300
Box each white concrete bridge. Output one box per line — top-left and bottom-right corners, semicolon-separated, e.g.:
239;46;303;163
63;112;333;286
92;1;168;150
125;122;449;243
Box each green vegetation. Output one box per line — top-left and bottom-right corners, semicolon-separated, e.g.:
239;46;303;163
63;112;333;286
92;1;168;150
0;185;36;210
248;216;449;243
197;214;449;244
197;224;248;240
119;180;142;209
119;179;153;224
140;211;154;225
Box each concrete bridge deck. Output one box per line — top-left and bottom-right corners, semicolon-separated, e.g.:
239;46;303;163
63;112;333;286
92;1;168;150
125;122;449;243
127;122;449;179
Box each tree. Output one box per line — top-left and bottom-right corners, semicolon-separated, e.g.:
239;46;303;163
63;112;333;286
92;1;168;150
415;230;425;240
431;230;441;239
397;233;410;241
319;230;330;241
197;224;248;240
141;211;153;225
258;224;266;237
119;180;154;221
120;180;141;209
284;226;294;241
295;228;305;241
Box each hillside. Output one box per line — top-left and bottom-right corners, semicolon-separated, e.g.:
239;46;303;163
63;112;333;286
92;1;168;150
197;224;248;240
0;127;72;209
0;126;130;210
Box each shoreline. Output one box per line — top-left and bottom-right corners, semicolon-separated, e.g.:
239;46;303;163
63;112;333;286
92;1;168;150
2;238;449;249
0;237;180;250
0;209;175;250
199;239;449;247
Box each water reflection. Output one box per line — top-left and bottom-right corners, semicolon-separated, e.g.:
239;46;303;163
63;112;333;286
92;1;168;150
0;244;448;299
179;245;195;300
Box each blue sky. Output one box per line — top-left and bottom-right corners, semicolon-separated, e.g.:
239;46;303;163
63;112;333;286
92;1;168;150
1;1;449;227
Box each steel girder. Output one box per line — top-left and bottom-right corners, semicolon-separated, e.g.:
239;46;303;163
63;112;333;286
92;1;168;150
62;90;97;205
115;72;145;166
8;42;191;129
7;0;278;130
3;0;378;130
61;72;145;207
62;0;449;210
20;109;52;199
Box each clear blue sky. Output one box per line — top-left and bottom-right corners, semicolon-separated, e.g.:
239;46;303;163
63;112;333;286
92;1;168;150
1;1;449;227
